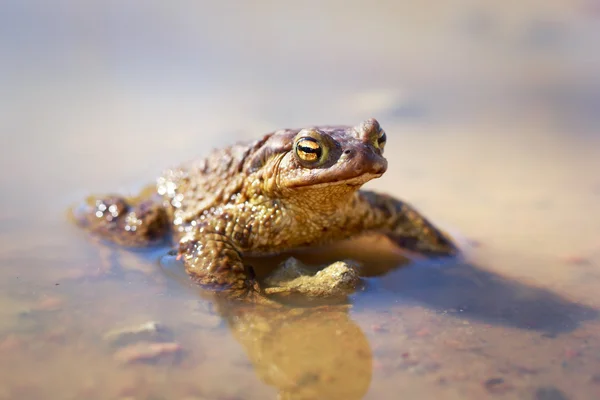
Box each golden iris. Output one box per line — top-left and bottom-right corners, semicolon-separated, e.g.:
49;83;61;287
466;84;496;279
294;133;330;166
296;137;321;162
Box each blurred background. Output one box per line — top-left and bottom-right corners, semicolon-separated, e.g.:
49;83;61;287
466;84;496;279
2;1;600;399
3;0;600;281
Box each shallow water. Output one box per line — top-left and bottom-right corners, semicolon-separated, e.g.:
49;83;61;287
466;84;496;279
2;1;600;399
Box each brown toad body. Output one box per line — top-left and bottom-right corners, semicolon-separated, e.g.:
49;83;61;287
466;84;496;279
75;118;457;301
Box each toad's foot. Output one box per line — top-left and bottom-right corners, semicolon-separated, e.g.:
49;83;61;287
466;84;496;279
71;194;169;247
358;191;459;257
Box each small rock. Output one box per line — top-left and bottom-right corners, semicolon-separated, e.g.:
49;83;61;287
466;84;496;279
114;341;182;364
534;386;569;400
263;257;362;298
484;377;512;394
104;321;172;347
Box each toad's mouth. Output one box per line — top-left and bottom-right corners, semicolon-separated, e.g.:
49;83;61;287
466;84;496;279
342;172;383;187
290;172;384;189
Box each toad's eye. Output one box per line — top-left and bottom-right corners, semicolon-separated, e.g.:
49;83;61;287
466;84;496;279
295;137;324;165
294;129;330;167
376;130;386;151
294;136;327;167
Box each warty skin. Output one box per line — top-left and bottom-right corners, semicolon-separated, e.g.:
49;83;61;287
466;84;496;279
75;118;458;302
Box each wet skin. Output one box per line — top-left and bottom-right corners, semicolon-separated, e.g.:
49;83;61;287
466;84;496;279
75;118;458;302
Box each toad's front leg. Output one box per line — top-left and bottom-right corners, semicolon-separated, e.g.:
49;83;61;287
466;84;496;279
178;230;262;301
356;190;458;257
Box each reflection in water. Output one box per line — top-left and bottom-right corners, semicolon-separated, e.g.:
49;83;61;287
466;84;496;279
157;235;600;399
161;249;372;399
214;301;372;400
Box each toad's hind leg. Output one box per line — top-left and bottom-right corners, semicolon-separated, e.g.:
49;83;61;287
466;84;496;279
357;191;458;257
73;193;169;247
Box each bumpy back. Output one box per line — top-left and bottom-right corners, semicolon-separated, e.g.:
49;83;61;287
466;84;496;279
156;134;273;225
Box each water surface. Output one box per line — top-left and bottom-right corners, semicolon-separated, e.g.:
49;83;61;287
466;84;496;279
2;1;600;399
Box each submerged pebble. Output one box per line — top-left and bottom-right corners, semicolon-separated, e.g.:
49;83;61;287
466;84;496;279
104;321;172;347
483;377;512;394
113;341;182;364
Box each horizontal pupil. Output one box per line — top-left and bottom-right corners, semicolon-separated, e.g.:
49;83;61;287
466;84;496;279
296;137;324;163
299;145;320;153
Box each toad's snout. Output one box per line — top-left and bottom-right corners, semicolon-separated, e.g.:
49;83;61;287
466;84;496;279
341;145;388;176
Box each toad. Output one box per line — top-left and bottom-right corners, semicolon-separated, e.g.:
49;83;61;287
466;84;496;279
74;118;457;301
